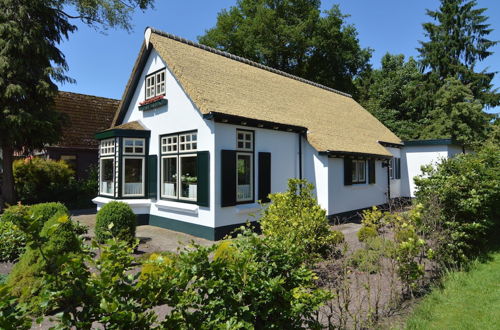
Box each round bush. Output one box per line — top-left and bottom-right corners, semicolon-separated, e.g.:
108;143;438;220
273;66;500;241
357;225;378;242
95;202;136;244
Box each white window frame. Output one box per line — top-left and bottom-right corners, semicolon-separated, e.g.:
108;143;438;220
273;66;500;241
236;130;253;151
389;158;395;180
179;132;198;152
145;69;166;100
179;154;198;201
123;138;145;155
99;157;115;196
161;155;178;199
236;152;254;202
161;136;178;154
122;156;145;197
352;160;367;184
100;139;115;156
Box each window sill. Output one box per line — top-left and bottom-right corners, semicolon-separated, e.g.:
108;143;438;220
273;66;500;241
155;200;199;215
93;196;152;207
235;203;262;215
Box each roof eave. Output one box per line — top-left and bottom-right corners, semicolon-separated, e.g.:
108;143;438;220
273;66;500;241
319;150;392;160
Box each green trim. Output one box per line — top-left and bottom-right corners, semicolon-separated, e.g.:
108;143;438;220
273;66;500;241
321;150;392;160
404;138;456;146
139;98;168;111
95;129;151;140
138;214;259;241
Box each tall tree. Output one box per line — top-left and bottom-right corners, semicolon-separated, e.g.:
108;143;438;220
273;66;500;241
418;0;499;107
356;54;428;140
421;77;490;146
0;0;154;207
199;0;371;95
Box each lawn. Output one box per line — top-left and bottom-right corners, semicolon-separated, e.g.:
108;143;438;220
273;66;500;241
405;251;500;329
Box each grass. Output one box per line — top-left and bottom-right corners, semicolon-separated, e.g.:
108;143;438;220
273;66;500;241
405;251;500;329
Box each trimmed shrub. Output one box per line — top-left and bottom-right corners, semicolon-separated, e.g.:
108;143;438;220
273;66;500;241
357;225;378;242
13;157;74;205
260;179;343;259
30;202;69;233
6;212;81;314
95;201;136;244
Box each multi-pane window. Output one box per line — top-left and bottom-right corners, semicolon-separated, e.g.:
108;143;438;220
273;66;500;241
123;138;145;155
100;139;115;156
236;130;254;202
145;69;166;99
391;157;401;180
161;131;198;201
100;158;114;196
352;160;366;184
122;138;145;197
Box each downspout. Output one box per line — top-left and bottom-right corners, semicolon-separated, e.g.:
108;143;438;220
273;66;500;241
298;132;303;180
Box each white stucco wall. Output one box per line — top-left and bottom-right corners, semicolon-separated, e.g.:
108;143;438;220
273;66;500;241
327;158;389;215
213;123;301;227
302;142;330;212
401;145;449;197
117;49;217;228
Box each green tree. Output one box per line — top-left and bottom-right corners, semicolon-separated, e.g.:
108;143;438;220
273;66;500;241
422;77;490;146
0;0;154;207
199;0;371;95
356;54;429;139
418;0;499;107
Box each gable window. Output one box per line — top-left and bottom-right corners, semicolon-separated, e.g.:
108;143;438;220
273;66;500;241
145;69;166;100
122;138;146;197
236;130;254;202
161;131;198;201
352;160;366;184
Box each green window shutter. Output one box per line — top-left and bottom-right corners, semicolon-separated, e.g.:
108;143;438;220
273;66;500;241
221;150;236;207
258;152;271;203
368;159;376;184
197;151;210;207
147;155;157;199
396;158;401;179
344;158;353;186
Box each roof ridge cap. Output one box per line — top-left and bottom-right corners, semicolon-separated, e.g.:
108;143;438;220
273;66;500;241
148;27;352;99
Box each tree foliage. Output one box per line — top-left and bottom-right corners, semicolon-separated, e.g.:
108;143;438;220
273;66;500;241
418;0;499;107
199;0;371;95
0;0;154;206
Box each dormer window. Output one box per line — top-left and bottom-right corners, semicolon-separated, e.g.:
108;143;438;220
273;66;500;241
145;69;166;100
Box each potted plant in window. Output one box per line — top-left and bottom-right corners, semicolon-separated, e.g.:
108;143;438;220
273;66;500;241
182;174;197;199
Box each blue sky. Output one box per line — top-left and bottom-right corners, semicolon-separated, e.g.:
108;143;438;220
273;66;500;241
57;0;500;114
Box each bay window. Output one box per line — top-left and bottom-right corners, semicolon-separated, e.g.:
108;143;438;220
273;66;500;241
122;138;146;197
161;131;198;202
236;130;254;202
99;139;115;196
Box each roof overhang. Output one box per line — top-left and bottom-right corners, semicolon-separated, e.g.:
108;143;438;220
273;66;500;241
319;150;392;160
403;138;458;146
95;129;151;140
378;140;404;148
203;112;307;134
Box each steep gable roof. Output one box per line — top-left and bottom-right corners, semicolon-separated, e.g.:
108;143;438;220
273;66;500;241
114;28;401;157
55;91;119;148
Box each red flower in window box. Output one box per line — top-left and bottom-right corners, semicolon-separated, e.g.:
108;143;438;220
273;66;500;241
140;94;165;106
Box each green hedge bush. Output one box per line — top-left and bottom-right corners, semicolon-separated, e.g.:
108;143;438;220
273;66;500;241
415;143;500;267
357;225;378;242
0;205;30;262
6;211;80;314
260;179;344;259
95;201;136;244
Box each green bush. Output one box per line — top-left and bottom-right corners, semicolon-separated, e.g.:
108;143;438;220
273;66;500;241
30;202;69;233
13;157;74;205
415;143;500;267
95;201;136;244
357;225;378;242
260;178;344;259
0;205;30;262
6;212;81;314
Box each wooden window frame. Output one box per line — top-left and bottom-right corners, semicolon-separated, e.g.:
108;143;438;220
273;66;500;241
235;129;255;204
100;157;115;196
122;156;146;197
144;68;166;101
352;159;367;184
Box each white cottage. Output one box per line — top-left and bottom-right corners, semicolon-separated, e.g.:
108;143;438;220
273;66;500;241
93;27;408;240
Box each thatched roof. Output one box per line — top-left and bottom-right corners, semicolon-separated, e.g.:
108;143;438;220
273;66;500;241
106;120;147;131
113;28;401;157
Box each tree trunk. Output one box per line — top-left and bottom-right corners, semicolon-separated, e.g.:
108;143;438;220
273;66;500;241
1;143;16;208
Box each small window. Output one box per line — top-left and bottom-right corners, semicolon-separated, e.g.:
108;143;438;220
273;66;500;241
122;157;145;196
100;157;114;196
352;160;366;184
145;69;166;100
100;139;115;156
237;130;253;151
123;138;145;155
389;158;394;179
237;153;253;202
179;132;197;152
